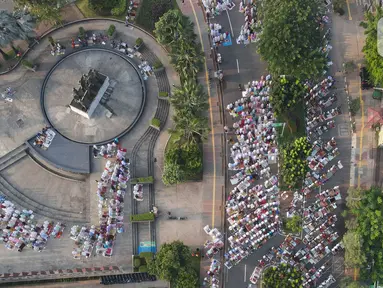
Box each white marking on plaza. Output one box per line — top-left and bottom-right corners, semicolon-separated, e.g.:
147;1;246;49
236;59;240;73
244;264;247;282
226;9;234;37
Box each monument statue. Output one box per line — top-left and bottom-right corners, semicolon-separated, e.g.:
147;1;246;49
69;69;109;118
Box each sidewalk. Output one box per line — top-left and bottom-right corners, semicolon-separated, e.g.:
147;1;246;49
332;0;378;189
0;18;179;275
156;0;225;278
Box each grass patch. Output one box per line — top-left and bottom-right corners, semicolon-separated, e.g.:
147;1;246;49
76;0;126;20
276;101;306;146
76;0;99;17
190;253;201;283
135;0;179;32
151;118;161;128
159;91;169;98
131;176;154;184
130;212;155;222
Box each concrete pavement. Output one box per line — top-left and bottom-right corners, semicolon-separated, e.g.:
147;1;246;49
0;18;179;279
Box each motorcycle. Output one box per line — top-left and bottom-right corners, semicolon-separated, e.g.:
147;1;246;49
308;120;335;139
318;95;337;108
217;53;222;64
323;106;341;121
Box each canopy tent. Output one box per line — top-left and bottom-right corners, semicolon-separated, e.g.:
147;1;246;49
367;108;383;128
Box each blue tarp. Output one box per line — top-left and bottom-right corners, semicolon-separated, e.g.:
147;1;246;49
138;241;156;254
222;34;232;47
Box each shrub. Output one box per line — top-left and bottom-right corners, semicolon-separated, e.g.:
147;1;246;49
350;98;360;116
21;59;33;68
153;60;163;69
139;252;154;260
333;0;346;15
136;38;143;46
134;258;141;268
107;24;116;37
139;265;148;272
89;0;119;13
130;212;155;222
111;0;126;16
79;27;85;38
159;91;169;97
151;118;161;128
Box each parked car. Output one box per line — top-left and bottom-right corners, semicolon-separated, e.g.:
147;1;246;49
360;67;372;90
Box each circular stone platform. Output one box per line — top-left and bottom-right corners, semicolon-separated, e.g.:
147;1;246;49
43;48;146;144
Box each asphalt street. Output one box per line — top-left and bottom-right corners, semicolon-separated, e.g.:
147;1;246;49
217;2;352;287
212;2;282;287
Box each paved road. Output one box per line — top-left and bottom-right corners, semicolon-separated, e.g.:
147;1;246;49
208;2;282;287
213;2;355;287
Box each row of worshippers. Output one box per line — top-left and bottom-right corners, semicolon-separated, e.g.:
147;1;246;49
224;76;280;269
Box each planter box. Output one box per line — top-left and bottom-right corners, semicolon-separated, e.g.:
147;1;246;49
26;65;37;72
150;124;160;130
134;43;143;51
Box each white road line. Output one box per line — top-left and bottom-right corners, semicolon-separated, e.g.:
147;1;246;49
244;264;247;282
226;9;234;37
236;59;240;73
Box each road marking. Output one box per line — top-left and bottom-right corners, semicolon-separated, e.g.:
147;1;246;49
226;9;234;37
357;63;364;188
346;0;352;20
236;59;240;73
189;0;217;228
244;264;247;282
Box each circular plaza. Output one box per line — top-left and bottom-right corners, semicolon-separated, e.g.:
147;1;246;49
42;48;146;144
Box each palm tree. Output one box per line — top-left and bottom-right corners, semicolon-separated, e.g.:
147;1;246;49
170;114;209;146
170;79;208;116
170;40;204;81
0;10;35;59
154;9;195;46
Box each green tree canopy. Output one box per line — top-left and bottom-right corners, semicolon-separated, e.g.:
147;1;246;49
175;268;199;288
170;39;204;81
347;187;383;282
263;264;303;288
286;215;302;233
257;0;327;79
170;79;208;118
14;0;61;24
342;231;366;268
281;137;312;187
154;9;195;46
171;114;209;145
147;241;198;287
270;75;306;116
361;6;383;86
345;188;363;211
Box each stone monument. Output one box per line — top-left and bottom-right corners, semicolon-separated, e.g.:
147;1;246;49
69;69;109;119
